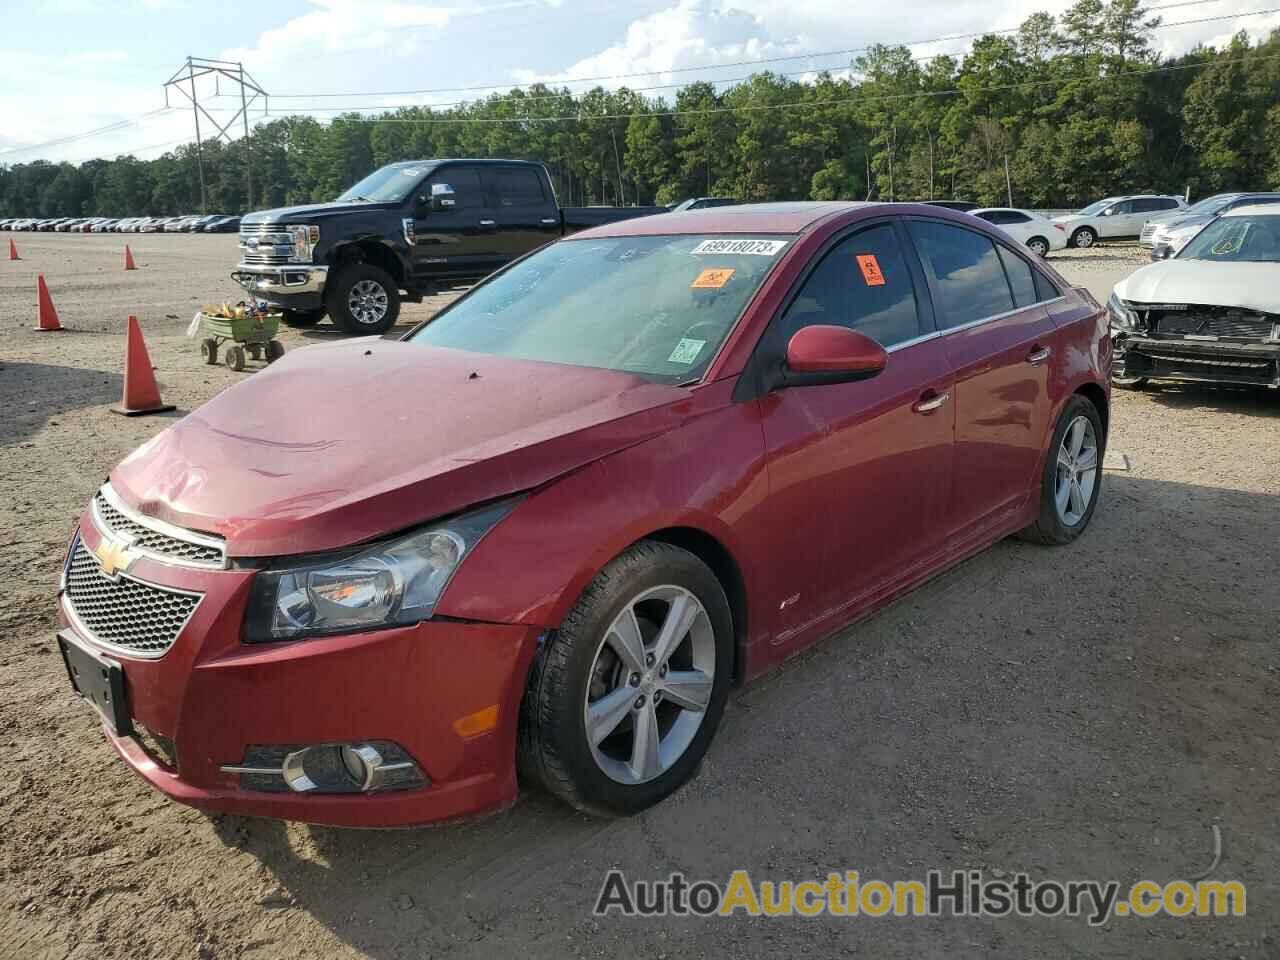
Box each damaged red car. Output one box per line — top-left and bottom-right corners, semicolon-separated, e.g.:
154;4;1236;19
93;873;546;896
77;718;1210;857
56;202;1110;827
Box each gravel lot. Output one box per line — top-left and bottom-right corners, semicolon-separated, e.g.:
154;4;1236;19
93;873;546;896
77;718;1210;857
1;233;1277;959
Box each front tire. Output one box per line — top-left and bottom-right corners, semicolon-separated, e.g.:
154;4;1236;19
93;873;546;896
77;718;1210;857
1071;227;1097;249
326;263;400;335
519;541;733;818
1019;395;1104;545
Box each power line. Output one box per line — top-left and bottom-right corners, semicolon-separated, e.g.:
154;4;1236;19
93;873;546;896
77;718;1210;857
236;47;1280;127
0;108;176;158
267;0;1235;101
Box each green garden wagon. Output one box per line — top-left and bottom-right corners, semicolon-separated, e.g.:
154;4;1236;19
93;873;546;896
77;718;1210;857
196;310;284;372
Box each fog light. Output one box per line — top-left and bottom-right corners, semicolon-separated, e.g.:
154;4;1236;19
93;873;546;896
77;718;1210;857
222;740;427;794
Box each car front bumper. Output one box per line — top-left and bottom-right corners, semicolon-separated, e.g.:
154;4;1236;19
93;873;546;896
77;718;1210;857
1114;334;1280;387
58;515;542;827
232;263;329;308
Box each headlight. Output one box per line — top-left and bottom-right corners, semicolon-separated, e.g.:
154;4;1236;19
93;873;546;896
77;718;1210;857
244;500;515;642
1107;292;1139;331
287;224;320;263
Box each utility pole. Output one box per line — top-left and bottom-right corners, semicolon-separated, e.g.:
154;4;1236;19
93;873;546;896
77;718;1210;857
164;57;268;213
1004;154;1013;207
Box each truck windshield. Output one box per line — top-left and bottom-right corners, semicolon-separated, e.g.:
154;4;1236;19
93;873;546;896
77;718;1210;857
408;234;793;382
1178;215;1280;262
336;163;428;203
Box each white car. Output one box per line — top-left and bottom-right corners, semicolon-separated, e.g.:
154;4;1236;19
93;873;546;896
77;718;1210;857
1108;204;1280;390
970;208;1068;256
1054;195;1187;248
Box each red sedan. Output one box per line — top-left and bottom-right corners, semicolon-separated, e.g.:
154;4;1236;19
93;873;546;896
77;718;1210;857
56;203;1110;826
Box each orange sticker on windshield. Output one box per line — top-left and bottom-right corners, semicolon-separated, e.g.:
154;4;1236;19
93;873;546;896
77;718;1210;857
692;268;735;289
856;254;885;286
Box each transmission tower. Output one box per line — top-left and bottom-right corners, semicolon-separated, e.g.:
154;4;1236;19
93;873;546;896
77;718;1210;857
163;57;268;213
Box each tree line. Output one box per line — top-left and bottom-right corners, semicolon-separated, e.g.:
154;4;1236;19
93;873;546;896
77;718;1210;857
3;0;1279;218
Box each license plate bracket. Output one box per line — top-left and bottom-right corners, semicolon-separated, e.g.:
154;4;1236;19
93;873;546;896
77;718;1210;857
58;631;132;736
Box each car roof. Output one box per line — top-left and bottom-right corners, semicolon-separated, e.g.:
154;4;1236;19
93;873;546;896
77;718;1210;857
573;201;881;238
972;207;1034;214
1221;203;1280;218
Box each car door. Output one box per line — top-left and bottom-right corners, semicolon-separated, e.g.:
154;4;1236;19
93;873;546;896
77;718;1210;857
905;218;1059;545
999;211;1034;246
410;164;503;281
754;220;955;645
481;165;561;263
1105;199;1142;237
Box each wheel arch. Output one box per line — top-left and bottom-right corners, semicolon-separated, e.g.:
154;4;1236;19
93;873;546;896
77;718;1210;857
637;526;747;684
331;239;406;287
1074;380;1109;439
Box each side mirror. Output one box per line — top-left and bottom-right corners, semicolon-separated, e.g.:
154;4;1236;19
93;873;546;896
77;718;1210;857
778;325;888;388
1150;243;1174;261
429;183;458;212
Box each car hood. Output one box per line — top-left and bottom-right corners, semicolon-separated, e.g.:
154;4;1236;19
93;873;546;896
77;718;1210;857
1158;214;1210;231
110;340;693;557
241;201;398;225
1114;260;1280;313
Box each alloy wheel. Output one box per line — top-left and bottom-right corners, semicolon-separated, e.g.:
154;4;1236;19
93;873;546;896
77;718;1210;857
1029;239;1048;256
584;585;716;785
348;279;389;326
1055;415;1098;526
1075;230;1095;248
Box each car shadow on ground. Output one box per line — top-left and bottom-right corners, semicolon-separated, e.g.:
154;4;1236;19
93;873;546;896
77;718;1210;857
204;472;1280;959
0;361;126;446
1132;380;1280;419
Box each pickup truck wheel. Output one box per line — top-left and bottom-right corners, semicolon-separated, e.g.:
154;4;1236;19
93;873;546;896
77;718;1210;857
281;308;325;328
328;264;400;335
519;541;733;818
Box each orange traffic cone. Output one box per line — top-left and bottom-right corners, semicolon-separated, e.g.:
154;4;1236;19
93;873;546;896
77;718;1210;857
35;275;63;331
111;315;175;416
124;245;137;271
7;238;18;260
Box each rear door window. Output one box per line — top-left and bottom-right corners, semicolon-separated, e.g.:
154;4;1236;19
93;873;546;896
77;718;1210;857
906;220;1015;328
779;223;923;348
487;167;548;208
997;247;1037;308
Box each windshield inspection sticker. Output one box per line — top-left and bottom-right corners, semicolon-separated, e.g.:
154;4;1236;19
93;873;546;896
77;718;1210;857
668;338;707;364
692;268;735;289
691;238;788;257
856;253;886;286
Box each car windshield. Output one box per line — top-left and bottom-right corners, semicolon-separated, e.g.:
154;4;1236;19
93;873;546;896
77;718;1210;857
408;234;793;382
1177;215;1280;262
1182;195;1233;217
1077;199;1119;216
335;163;428;203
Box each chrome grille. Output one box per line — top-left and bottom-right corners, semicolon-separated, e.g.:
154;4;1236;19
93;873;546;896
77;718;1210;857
64;537;202;657
238;222;295;265
92;487;226;568
1155;311;1277;341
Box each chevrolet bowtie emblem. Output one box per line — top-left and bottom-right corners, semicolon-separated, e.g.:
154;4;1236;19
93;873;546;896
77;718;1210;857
93;535;139;579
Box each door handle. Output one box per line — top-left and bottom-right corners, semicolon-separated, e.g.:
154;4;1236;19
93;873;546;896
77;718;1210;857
540;218;558;225
479;219;496;227
912;390;950;414
1026;345;1052;365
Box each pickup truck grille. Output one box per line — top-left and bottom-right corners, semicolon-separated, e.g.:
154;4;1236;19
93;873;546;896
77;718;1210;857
239;223;295;265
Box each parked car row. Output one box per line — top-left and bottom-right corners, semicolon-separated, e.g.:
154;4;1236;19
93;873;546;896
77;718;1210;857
0;214;241;233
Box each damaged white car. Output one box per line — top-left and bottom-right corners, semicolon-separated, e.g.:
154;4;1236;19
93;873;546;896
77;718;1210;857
1108;204;1280;390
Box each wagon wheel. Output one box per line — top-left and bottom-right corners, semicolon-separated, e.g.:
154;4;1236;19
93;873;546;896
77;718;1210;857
200;338;219;365
247;343;263;362
265;340;285;363
224;345;246;372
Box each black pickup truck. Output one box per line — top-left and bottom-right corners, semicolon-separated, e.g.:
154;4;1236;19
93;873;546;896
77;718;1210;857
233;159;666;334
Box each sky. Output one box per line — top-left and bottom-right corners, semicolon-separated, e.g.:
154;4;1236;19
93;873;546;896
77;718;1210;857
2;0;1277;166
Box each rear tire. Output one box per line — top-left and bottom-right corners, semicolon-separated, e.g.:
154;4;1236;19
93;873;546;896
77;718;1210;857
200;339;218;365
281;308;325;328
1071;227;1097;249
326;263;401;336
1027;236;1050;257
519;541;733;818
1018;395;1105;545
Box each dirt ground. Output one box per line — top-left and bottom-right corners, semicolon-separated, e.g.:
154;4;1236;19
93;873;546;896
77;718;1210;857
1;233;1277;959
